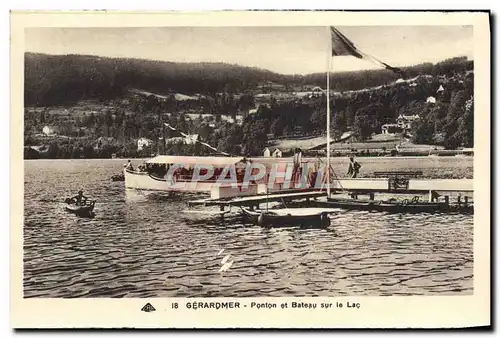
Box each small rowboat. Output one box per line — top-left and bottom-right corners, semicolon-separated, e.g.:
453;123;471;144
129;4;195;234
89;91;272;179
240;207;333;228
64;200;96;218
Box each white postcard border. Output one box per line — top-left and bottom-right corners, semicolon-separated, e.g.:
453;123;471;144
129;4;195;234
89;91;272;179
10;10;491;329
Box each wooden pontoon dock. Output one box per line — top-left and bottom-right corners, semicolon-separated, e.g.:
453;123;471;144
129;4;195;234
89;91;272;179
187;173;474;215
188;190;328;208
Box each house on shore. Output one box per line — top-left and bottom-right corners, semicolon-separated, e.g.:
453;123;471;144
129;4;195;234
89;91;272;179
137;137;154;151
42;125;60;136
396;114;420;130
165;134;199;146
381;124;404;135
272;148;283;158
263;147;283;158
263;147;271;157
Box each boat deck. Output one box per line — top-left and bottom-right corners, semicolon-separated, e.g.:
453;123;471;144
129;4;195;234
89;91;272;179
188;190;327;207
331;178;473;193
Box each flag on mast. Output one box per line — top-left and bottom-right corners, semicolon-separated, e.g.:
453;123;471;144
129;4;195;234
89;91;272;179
330;27;406;76
330;27;364;59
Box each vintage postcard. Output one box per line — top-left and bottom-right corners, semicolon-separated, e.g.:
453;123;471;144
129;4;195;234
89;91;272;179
11;10;490;329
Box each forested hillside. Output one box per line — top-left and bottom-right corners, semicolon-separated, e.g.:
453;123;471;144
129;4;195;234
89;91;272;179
25;53;473;106
25;53;284;106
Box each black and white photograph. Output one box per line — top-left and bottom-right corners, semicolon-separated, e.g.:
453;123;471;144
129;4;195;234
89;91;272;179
11;10;490;329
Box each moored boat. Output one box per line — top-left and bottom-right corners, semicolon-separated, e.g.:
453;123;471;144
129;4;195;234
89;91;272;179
124;156;252;192
304;197;473;214
240;207;333;228
123;155;319;196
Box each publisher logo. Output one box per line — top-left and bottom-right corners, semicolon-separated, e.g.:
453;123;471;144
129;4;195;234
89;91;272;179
141;302;156;313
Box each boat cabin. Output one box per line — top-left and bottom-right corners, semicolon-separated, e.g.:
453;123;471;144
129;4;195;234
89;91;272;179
138;155;251;183
124;154;324;194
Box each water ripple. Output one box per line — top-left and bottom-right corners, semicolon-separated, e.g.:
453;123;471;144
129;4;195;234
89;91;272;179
23;159;473;298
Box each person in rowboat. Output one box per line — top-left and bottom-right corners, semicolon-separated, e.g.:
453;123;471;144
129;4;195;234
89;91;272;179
71;190;88;206
347;156;361;178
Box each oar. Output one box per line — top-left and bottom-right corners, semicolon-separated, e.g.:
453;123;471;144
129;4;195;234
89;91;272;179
39;198;72;203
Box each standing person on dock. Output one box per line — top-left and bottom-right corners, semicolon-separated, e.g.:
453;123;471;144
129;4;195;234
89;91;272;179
347;156;361;178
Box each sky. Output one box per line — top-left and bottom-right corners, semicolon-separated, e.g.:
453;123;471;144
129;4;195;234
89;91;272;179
25;26;473;75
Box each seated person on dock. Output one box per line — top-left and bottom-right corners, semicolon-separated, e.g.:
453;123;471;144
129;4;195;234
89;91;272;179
347;156;361;178
124;160;134;171
71;190;88;206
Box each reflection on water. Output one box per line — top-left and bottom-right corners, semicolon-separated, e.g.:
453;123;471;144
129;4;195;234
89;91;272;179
23;159;473;298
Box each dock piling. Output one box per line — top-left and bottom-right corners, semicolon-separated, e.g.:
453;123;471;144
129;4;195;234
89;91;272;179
429;190;442;202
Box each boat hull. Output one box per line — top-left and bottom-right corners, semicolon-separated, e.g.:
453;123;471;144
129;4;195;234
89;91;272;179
124;168;230;192
65;202;95;217
240;207;331;228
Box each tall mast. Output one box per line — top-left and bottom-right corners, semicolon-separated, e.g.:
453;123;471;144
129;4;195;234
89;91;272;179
162;117;165;155
326;26;331;197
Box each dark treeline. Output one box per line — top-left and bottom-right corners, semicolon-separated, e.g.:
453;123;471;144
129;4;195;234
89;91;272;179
305;56;473;92
25;53;283;106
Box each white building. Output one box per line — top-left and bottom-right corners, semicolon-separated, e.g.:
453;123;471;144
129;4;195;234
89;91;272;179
165;137;185;145
381;124;403;135
137;137;153;151
42;125;60;136
263;147;271;157
396;114;420;130
164;134;199;146
272;148;283;158
185;134;199;145
310;86;325;98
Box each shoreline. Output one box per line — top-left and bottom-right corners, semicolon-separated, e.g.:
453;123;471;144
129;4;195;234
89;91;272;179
23;155;474;161
24;156;474;180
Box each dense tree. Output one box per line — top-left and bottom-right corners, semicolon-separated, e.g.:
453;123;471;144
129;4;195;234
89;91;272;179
353;113;373;141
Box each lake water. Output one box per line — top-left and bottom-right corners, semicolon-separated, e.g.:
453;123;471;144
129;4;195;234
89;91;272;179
23;159;473;298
